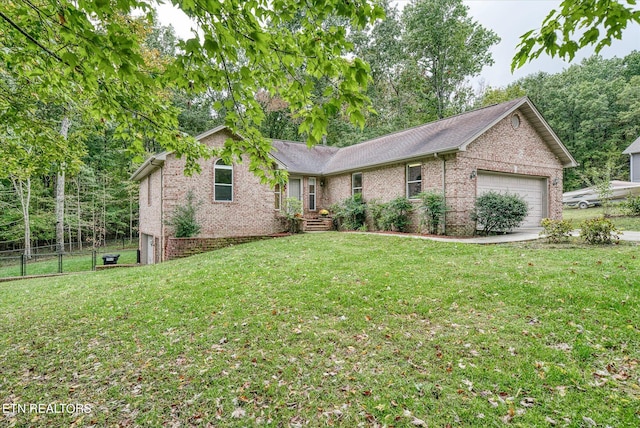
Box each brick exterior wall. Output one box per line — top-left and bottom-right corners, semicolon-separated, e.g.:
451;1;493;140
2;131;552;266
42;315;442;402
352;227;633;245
138;168;164;264
163;130;285;243
321;112;564;235
138;107;568;253
138;129;290;264
166;236;273;260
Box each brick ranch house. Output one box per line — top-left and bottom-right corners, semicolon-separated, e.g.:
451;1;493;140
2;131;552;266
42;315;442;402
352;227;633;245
131;97;577;264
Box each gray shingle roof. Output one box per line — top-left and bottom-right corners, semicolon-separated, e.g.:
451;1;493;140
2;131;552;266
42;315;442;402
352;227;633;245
270;140;339;175
270;97;576;175
322;98;525;174
131;97;576;182
623;136;640;154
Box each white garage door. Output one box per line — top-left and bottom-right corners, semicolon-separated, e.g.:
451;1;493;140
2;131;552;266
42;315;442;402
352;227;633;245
477;172;546;228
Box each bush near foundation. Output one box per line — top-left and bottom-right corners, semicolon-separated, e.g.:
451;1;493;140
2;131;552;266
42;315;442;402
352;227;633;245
331;193;367;231
471;191;528;235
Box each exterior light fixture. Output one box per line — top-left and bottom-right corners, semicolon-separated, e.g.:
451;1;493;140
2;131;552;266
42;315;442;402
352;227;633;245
469;169;477;180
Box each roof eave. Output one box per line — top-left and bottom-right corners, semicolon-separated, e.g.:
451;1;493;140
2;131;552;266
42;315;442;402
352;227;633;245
322;149;460;176
130;153;168;181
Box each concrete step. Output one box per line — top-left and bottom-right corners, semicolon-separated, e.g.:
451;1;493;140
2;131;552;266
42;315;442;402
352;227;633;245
304;217;332;231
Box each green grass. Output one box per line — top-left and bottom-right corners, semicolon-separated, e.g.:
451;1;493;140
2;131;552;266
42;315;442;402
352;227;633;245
563;206;640;231
0;233;638;426
0;248;138;279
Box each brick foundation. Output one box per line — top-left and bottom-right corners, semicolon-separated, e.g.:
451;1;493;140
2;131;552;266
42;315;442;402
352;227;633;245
165;236;275;260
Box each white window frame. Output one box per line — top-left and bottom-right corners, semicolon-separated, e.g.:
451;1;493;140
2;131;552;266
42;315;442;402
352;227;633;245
406;163;422;199
308;177;317;211
214;159;233;202
352;172;363;195
274;183;282;210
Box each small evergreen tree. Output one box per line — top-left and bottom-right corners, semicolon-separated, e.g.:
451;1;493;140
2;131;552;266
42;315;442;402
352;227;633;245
165;191;201;238
417;191;448;234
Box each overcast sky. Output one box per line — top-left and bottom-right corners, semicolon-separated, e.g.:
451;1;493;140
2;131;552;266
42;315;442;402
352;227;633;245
156;0;640;90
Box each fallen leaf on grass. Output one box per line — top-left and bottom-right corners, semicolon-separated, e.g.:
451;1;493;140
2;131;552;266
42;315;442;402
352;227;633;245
582;416;597;426
520;397;535;408
403;410;427;427
231;408;246;418
549;343;572;351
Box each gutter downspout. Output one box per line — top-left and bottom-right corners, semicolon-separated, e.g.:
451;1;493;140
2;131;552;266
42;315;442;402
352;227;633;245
433;153;447;235
442;156;446;235
160;164;164;263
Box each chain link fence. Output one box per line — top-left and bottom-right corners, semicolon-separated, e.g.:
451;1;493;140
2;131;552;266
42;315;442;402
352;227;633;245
0;238;139;280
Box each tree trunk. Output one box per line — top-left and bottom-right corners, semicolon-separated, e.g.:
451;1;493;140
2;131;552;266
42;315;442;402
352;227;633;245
11;177;32;258
56;117;71;254
102;175;107;246
77;176;82;251
129;187;133;243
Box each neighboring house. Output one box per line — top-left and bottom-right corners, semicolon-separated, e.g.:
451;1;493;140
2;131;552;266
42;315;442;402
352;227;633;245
131;97;577;264
623;136;640;182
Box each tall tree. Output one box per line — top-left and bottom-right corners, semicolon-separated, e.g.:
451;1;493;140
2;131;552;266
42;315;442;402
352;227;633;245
513;0;640;70
0;0;384;182
402;0;499;119
55;117;70;254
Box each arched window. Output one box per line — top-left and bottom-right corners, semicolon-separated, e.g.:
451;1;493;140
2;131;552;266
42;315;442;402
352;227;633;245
214;159;233;201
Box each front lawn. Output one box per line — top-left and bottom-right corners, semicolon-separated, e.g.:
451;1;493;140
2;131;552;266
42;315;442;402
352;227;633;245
563;206;640;231
0;233;638;426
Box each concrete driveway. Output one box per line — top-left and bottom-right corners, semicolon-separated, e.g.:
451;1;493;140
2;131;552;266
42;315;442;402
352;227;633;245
372;228;640;244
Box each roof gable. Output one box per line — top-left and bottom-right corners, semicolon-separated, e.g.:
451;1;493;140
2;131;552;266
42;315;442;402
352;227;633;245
623;136;640;154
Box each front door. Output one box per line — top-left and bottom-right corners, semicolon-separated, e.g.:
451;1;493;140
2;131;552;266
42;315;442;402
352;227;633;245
146;234;154;264
288;177;302;202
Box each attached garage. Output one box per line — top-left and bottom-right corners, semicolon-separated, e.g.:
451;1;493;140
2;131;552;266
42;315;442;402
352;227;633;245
477;172;547;228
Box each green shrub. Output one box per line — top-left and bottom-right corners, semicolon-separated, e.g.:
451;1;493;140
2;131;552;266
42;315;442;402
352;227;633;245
165;190;201;238
380;196;413;232
331;193;366;230
366;197;413;232
417;190;448;234
471;191;528;235
622;195;640;216
580;217;619;245
540;218;573;243
282;197;303;233
367;199;386;231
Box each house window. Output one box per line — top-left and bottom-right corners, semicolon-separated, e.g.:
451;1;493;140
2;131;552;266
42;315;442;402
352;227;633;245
274;183;282;210
406;164;422;199
352;172;363;195
214;159;233;201
308;177;316;211
147;177;152;206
